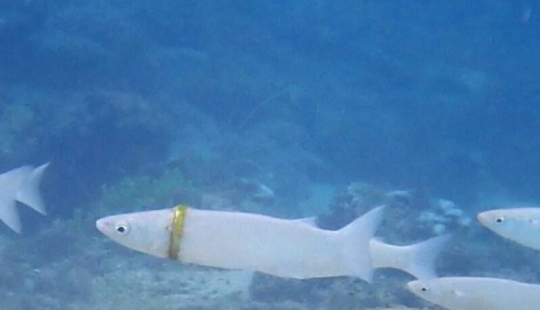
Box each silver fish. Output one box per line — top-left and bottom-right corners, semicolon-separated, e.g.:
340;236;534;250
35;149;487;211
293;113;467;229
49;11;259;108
477;207;540;250
408;276;540;310
96;205;449;281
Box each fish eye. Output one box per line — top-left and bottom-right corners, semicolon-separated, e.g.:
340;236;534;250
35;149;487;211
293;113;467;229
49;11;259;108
495;217;505;224
114;222;130;235
420;286;429;292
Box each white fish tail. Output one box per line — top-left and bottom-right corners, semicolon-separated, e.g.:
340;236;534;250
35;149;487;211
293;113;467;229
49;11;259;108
0;198;21;233
371;234;451;280
0;166;34;233
339;205;385;283
16;163;49;215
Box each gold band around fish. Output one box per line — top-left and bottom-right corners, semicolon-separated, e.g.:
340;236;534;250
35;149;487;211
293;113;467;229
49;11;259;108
168;205;188;260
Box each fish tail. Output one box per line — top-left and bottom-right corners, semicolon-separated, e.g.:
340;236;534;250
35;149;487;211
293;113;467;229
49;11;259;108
16;162;49;215
383;234;452;280
339;205;385;283
0;197;21;233
0;166;36;233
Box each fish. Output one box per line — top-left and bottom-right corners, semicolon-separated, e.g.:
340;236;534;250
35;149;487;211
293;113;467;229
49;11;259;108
477;207;540;250
407;276;540;310
96;205;449;281
0;163;49;233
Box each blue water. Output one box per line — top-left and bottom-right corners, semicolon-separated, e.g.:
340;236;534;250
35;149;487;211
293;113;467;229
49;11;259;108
0;1;539;309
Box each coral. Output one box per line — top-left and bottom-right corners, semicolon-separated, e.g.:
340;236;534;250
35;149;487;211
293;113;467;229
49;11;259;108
318;183;472;242
417;199;472;235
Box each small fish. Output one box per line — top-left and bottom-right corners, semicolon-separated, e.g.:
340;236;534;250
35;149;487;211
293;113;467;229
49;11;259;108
408;276;540;310
96;205;449;281
0;163;49;233
477;207;540;250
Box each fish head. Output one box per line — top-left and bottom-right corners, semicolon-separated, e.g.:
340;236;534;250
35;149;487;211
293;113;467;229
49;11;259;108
407;278;475;309
96;209;174;259
409;277;521;309
407;279;443;303
477;208;540;250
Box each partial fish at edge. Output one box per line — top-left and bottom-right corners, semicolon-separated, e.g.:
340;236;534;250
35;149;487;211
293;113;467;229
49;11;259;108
0;166;34;233
16;163;50;215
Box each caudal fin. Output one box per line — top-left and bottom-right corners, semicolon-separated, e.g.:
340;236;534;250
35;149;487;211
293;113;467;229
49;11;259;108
0;198;21;233
339;206;385;283
16;163;49;215
370;234;451;280
0;166;34;233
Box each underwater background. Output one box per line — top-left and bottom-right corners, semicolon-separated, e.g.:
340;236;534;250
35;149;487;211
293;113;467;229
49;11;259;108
0;1;539;309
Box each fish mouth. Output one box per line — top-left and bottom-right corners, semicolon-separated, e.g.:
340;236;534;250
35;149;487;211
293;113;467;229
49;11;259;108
476;212;484;222
95;218;108;233
476;212;489;225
